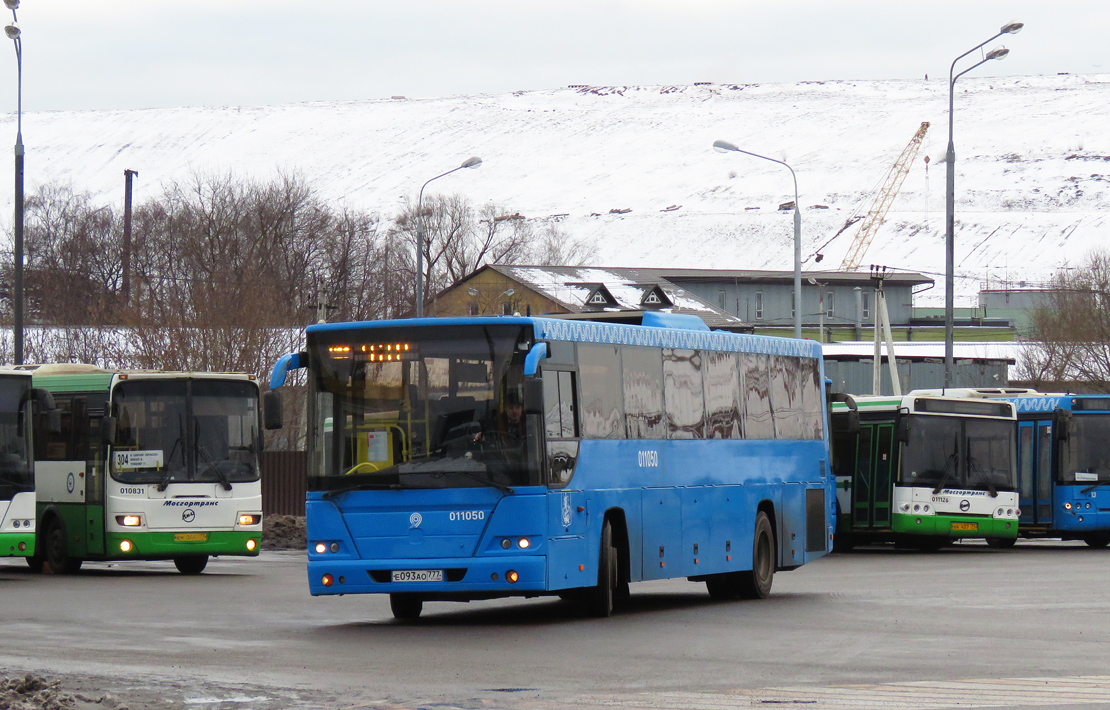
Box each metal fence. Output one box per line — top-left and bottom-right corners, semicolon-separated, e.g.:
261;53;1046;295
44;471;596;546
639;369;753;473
261;451;307;516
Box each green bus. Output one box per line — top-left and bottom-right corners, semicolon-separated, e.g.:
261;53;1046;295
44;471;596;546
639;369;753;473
832;390;1019;551
1;371;40;558
27;364;264;574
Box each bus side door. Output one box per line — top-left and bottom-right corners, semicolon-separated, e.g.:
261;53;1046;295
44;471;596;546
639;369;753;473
1018;420;1053;527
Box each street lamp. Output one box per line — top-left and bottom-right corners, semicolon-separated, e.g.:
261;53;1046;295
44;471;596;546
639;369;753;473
4;0;22;364
714;139;802;339
415;156;482;318
944;21;1022;387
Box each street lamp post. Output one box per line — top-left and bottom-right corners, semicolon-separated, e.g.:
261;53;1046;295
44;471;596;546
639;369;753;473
4;0;22;364
944;21;1022;387
808;277;826;343
415;156;482;318
714;139;802;339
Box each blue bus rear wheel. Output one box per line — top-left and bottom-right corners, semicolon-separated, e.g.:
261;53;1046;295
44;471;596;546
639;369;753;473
737;511;774;600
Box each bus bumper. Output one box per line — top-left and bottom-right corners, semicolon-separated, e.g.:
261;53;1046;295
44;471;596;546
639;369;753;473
307;554;548;597
2;531;35;557
105;530;262;558
891;513;1018;538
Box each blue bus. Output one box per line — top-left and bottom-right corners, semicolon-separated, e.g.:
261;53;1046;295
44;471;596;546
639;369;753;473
267;313;835;619
991;391;1110;547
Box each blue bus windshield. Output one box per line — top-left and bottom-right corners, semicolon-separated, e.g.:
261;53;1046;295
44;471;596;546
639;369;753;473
1061;414;1110;484
309;323;543;491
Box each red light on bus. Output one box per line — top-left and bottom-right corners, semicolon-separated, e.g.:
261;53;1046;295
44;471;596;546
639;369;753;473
322;574;334;587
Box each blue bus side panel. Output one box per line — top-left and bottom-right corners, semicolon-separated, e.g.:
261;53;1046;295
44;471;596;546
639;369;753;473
641;488;683;579
546;488;595;590
781;484;806;567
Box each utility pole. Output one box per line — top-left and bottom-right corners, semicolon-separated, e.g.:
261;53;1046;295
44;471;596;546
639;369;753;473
122;169;137;305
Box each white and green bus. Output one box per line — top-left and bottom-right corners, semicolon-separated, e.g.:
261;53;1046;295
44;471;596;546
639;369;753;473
27;365;264;574
831;390;1019;550
0;371;51;559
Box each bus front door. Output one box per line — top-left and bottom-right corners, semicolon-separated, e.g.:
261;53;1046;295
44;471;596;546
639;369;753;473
852;424;894;531
1017;420;1054;528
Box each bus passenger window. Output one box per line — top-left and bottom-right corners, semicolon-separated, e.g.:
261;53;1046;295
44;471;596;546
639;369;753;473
578;344;624;439
770;356;805;440
800;358;825;440
703;351;741;439
622;346;665;439
741;353;775;439
542;370;578;439
663;348;705;439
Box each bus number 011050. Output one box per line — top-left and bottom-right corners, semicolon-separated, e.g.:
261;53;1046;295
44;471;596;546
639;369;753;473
638;450;659;468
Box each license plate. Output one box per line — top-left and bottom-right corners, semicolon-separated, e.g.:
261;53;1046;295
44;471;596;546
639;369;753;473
392;569;443;583
951;522;978;532
174;532;208;542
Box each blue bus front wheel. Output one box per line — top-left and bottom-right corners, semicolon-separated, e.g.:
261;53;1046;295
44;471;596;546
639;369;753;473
584;521;617;617
390;593;423;620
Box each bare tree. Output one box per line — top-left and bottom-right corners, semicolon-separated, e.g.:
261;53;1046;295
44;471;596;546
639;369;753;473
388;196;598;315
1017;251;1110;392
526;221;597;267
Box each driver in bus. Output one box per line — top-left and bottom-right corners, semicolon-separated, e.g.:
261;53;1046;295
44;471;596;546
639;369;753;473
473;390;527;481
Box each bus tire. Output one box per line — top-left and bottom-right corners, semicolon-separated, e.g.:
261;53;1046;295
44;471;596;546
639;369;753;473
832;532;856;553
25;555;44;573
1083;534;1110;548
584;520;617;617
705;572;743;600
174;555;209;574
44;517;82;575
915;536;949;552
986;537;1017;549
390;593;423;620
737;511;775;600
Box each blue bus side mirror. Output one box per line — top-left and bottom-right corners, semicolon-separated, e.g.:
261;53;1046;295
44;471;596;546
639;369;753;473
523;379;544;416
264;390;284;430
100;415;118;445
523;342;549;377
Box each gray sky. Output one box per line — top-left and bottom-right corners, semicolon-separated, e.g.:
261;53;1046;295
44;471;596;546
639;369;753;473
0;0;1105;112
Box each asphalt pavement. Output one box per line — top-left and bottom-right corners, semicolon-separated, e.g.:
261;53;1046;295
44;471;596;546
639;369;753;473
3;539;1110;709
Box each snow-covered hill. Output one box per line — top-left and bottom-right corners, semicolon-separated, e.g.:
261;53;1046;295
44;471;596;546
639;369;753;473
2;74;1107;306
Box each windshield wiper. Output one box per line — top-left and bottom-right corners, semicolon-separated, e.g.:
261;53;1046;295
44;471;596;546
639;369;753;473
195;420;233;491
403;468;515;495
323;481;403;498
932;433;960;494
967;455;999;498
157;415;187;492
1081;479;1110;494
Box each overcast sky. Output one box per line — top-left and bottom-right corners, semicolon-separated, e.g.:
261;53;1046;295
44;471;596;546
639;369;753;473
0;0;1105;113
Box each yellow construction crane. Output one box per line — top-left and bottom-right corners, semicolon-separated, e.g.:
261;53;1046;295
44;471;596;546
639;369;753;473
837;121;930;272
